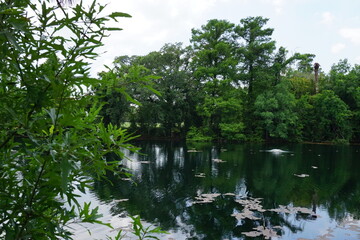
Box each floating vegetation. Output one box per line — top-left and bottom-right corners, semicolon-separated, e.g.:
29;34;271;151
120;178;132;181
202;193;221;199
193;193;221;204
113;199;129;203
261;149;290;154
223;193;236;196
187;149;202;153
231;208;261;220
212;158;226;163
191;193;319;238
269;205;293;214
242;226;281;239
231;197;266;220
232;198;316;239
232;197;315;222
292;207;314;215
235;197;266;212
269;205;314;215
195;173;206;178
294;173;310;178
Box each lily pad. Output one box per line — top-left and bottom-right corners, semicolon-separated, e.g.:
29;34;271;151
294;173;310;178
113;199;129;203
223;193;236;196
235;198;266;212
231;208;261;220
187;149;202;153
212;158;226;163
193;192;221;204
232;197;267;220
120;178;132;181
242;226;281;239
269;205;314;215
201;193;221;198
195;173;206;178
291;207;314;215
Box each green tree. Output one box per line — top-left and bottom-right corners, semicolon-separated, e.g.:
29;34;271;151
190;19;241;138
272;47;315;86
297;91;352;142
190;19;238;84
254;81;300;140
98;43;199;138
195;85;246;141
234;16;276;138
282;53;316;98
296;53;316;72
287;74;315;99
326;59;357;109
323;60;360;141
235;16;276;96
137;43;198;137
96;57;159;130
0;0;137;238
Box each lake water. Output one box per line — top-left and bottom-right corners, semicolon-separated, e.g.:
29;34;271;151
73;141;360;240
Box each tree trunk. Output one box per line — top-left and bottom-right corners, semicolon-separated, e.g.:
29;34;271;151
314;63;320;94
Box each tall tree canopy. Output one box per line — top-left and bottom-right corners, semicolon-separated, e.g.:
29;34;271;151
190;19;238;84
235;16;276;96
95;16;360;143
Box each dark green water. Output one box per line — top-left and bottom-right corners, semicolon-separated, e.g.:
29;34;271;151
75;141;360;239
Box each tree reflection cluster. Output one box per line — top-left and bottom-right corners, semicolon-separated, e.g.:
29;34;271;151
92;142;360;239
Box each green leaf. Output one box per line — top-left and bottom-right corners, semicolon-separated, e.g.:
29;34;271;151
105;27;123;31
145;85;161;96
0;8;23;15
46;108;59;125
5;32;21;51
108;12;132;20
49;125;55;135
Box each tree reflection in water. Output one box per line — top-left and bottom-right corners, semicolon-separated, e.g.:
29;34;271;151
92;141;360;239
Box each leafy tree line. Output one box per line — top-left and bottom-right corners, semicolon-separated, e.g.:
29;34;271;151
97;17;359;143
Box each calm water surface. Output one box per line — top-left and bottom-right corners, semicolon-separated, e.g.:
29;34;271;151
74;142;360;239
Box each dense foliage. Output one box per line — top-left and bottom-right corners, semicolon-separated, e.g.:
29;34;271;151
97;18;360;143
1;0;359;238
0;0;139;238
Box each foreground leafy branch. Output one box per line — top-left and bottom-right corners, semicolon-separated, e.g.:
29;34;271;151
0;0;136;239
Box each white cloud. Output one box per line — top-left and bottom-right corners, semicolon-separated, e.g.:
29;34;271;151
321;12;334;25
331;43;346;54
265;0;285;14
79;0;360;75
340;28;360;45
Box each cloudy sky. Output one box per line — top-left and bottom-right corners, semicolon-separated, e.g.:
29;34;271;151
91;0;360;74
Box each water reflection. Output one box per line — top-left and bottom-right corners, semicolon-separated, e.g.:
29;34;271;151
88;142;360;239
